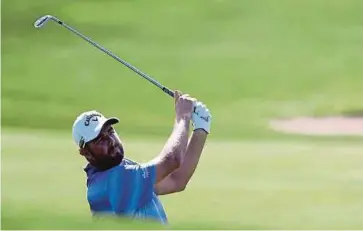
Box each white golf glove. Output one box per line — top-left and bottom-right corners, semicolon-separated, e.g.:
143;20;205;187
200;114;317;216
192;101;212;134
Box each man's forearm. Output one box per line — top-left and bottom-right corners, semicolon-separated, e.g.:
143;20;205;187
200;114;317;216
164;118;190;159
152;118;190;165
170;129;208;186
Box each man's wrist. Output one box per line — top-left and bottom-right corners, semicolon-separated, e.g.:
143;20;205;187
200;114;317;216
193;120;210;134
176;115;191;123
175;116;191;130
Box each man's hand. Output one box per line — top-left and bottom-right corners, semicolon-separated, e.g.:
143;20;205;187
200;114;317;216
192;101;212;134
174;91;196;122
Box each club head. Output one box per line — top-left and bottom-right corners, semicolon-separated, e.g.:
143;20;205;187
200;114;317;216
34;15;52;28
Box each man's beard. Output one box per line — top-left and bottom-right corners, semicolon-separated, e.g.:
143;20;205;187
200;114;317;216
88;149;124;171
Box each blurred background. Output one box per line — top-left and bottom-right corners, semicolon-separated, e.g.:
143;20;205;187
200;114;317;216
2;0;363;229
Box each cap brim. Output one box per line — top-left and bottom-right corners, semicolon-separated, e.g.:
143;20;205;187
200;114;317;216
104;117;119;126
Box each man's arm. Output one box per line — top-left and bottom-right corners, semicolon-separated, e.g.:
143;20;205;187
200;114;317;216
144;91;194;184
147;117;190;183
155;101;212;195
155;129;207;195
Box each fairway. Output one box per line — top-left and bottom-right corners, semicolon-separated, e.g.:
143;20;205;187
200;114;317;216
2;129;363;229
2;0;363;229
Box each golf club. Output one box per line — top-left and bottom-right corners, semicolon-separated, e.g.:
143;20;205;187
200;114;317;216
34;15;175;98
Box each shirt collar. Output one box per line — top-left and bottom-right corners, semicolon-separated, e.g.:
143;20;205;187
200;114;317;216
83;163;100;178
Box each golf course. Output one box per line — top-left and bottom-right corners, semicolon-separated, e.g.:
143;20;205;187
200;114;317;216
2;0;363;229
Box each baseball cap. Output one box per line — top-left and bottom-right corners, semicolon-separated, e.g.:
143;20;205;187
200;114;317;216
72;110;119;148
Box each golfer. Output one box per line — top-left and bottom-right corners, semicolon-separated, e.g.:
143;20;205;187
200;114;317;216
72;90;212;224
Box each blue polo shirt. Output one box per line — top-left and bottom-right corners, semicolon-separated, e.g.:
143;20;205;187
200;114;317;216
84;158;168;224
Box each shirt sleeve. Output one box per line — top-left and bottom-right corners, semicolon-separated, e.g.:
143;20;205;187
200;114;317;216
107;163;156;213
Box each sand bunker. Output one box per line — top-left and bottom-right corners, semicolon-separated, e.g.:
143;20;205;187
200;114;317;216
270;116;363;136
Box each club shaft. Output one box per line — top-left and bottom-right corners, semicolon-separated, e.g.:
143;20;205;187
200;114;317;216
49;16;174;98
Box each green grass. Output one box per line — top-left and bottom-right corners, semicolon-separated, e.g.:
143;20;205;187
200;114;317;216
2;0;363;139
2;0;363;229
2;129;363;229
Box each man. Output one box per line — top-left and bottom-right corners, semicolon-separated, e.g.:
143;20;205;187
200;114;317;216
71;90;212;224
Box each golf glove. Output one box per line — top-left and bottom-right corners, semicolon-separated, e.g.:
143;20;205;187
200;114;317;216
192;101;212;134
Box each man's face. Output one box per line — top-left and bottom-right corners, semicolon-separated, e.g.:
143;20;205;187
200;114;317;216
81;123;124;170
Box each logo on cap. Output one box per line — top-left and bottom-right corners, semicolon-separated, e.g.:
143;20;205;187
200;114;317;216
84;113;101;126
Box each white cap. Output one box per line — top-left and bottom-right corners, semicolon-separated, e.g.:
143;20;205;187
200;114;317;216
72;110;119;148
